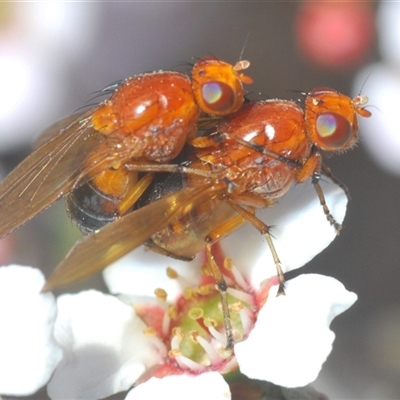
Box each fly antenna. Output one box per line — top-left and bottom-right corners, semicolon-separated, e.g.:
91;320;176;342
357;70;372;96
239;32;251;61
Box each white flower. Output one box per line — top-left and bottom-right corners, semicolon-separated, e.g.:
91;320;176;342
44;178;356;399
234;274;357;388
0;265;62;396
47;290;165;400
126;372;231;400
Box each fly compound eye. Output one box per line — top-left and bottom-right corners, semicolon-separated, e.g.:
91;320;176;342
201;81;235;114
191;57;252;116
315;112;353;149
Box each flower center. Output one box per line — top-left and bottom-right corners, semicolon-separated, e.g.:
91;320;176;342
138;247;258;374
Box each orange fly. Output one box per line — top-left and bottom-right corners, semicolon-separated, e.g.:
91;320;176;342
0;56;252;238
39;88;370;347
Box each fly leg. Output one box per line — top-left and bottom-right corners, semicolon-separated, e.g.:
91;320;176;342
203;208;260;349
321;163;350;200
296;151;342;234
225;199;286;296
204;243;235;349
311;172;342;234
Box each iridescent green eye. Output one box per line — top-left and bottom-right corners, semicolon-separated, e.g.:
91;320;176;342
316;112;352;148
201;81;235;113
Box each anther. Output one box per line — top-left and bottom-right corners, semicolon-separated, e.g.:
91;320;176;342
184;287;195;300
223;257;233;271
169;348;182;358
154;288;168;302
172;327;185;341
188;307;204;321
201;263;213;277
189;330;199;344
204;318;217;328
229;301;244;313
167;304;178;320
197;284;215;296
144;327;157;337
166;267;179;279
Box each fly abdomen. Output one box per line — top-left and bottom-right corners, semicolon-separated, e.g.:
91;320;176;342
66;180;122;234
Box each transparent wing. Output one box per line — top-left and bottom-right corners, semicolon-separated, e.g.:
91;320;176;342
43;182;224;291
33;113;86;148
0;109;135;238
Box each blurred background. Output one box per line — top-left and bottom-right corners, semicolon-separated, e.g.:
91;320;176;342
1;1;399;399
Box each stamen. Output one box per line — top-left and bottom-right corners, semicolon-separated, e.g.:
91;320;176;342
169;348;182;357
161;309;171;337
227;287;255;307
257;278;277;307
207;323;228;346
171;350;205;372
167;304;177;320
170;327;184;355
196;284;215;296
189;309;209;333
223;257;234;270
154;288;168;302
153;251;258;374
189;330;200;344
204;318;217;328
239;307;254;333
184;287;196;300
172;327;185;341
166;266;194;290
144;326;157;337
166;267;178;279
147;334;169;357
171;327;202;365
188;307;204;320
195;334;225;364
224;258;249;290
201;263;212;277
229;301;244;313
221;272;235;287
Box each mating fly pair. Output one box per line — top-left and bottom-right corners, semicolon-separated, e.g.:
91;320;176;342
0;56;370;347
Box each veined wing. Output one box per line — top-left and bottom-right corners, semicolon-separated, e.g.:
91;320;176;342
43;182;226;291
33;113;88;148
0;109;133;239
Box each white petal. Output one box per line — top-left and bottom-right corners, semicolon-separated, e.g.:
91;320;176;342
126;372;231;400
353;63;400;176
103;246;202;300
220;179;347;286
0;265;62;395
235;274;357;388
47;290;166;400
